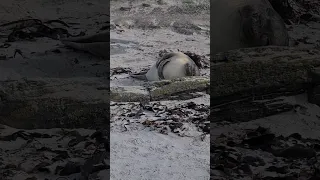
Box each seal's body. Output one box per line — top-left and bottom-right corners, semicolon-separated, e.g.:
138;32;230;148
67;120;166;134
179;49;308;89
130;52;200;81
211;0;289;55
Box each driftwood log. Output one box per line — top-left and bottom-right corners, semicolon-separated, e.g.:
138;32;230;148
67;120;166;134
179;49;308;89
0;77;109;129
0;76;209;129
211;46;320;123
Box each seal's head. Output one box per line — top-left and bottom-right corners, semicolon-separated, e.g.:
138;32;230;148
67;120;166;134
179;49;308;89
239;0;289;47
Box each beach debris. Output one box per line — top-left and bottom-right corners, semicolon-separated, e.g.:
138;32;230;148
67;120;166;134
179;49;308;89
0;19;84;42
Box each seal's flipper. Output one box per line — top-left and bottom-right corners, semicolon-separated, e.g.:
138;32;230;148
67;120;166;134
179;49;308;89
61;41;109;58
61;31;109;43
129;72;148;81
157;58;171;80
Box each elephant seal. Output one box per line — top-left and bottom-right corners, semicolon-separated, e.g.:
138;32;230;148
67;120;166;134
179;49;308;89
130;52;200;81
60;31;109;58
211;0;289;55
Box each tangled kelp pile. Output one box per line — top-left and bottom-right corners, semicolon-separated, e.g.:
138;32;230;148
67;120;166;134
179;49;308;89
0;19;86;42
111;101;209;136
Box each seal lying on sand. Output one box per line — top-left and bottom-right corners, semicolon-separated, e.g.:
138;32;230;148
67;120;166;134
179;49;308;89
211;0;289;55
60;31;109;58
130;52;200;81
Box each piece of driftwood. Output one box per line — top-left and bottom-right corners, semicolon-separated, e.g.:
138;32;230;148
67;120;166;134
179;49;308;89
211;46;320;122
110;77;209;102
149;77;209;101
0;77;109;129
61;31;110;59
0;76;209;129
